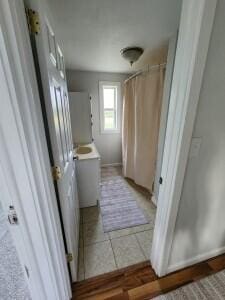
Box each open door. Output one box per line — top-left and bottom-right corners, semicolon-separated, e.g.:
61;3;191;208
0;1;70;297
25;0;79;281
153;34;178;204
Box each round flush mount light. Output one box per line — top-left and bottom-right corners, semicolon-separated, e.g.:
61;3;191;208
120;47;144;66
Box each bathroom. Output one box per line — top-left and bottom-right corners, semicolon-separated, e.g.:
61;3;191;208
51;0;183;280
14;0;181;285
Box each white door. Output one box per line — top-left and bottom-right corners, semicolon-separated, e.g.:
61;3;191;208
0;17;62;298
26;1;79;281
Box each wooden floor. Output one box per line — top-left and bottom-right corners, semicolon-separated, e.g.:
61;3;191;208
72;253;225;300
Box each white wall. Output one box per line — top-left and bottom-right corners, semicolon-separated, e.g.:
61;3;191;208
66;70;129;165
168;0;225;269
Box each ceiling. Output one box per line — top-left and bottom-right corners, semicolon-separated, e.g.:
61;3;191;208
46;0;182;73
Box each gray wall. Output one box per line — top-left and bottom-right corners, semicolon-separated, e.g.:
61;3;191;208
66;70;129;165
169;0;225;268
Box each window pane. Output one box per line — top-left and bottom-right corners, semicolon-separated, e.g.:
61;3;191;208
103;88;115;109
104;110;115;129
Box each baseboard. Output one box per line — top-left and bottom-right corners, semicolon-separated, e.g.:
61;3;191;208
167;246;225;274
101;163;122;167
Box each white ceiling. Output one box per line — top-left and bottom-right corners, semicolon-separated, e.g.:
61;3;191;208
47;0;182;73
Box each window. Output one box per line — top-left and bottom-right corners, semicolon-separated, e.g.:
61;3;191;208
99;81;121;133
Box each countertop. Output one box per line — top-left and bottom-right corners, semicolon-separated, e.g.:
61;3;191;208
74;143;101;161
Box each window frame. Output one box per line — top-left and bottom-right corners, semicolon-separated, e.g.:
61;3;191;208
99;81;121;134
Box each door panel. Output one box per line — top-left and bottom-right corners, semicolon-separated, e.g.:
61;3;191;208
55;86;68;166
52;83;66;167
57;45;66;80
61;90;71;160
28;4;79;282
46;23;57;67
64;92;74;150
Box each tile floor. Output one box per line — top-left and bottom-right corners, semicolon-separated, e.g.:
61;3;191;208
78;167;156;280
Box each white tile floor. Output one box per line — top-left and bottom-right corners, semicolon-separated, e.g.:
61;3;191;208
78;167;156;280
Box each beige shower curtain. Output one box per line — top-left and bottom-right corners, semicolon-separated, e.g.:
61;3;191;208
122;66;165;192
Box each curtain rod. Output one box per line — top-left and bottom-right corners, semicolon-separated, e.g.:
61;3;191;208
124;62;166;84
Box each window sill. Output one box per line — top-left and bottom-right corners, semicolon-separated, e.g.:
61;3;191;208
100;130;120;135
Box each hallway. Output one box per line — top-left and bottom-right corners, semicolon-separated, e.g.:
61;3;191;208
73;253;225;299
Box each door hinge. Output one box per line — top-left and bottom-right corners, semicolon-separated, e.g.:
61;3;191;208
52;166;62;181
26;8;40;35
66;253;73;262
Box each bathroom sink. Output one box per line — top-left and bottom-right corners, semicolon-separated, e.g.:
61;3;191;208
76;146;92;154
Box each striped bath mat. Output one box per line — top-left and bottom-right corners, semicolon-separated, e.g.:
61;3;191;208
100;169;149;232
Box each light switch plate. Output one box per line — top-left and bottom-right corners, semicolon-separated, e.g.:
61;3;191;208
189;137;202;158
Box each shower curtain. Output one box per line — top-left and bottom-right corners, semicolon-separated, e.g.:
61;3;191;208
122;66;165;192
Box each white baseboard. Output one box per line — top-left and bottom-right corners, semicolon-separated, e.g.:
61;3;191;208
101;163;122;167
167;246;225;274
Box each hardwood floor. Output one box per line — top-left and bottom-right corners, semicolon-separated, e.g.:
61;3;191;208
72;253;225;299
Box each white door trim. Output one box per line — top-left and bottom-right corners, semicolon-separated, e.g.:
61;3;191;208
153;34;177;204
151;0;217;276
0;0;71;298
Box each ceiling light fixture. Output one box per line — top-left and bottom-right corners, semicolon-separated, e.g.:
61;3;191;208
120;47;144;66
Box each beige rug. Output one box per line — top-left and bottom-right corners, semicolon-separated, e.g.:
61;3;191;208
154;270;225;299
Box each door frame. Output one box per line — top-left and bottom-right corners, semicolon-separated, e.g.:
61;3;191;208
153;34;177;205
151;0;217;276
0;0;71;299
1;0;218;296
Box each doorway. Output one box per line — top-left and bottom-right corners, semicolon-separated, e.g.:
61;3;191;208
73;34;179;279
0;0;217;298
31;0;184;281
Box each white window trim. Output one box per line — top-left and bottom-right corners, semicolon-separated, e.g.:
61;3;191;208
99;81;121;134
